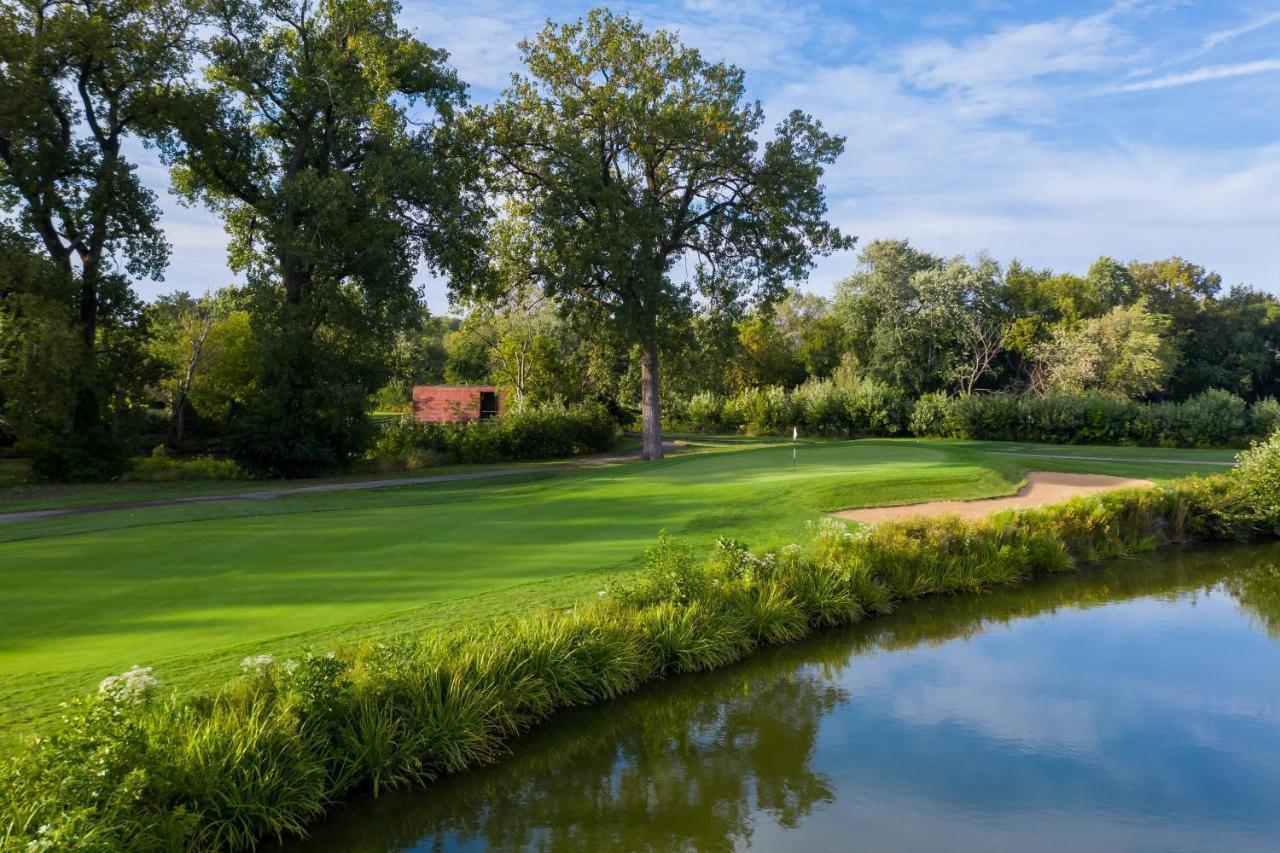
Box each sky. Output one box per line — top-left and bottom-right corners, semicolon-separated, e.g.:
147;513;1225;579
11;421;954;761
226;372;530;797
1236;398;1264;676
134;0;1280;310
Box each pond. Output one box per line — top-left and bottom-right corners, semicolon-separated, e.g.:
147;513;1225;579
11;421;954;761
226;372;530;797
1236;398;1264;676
286;543;1280;852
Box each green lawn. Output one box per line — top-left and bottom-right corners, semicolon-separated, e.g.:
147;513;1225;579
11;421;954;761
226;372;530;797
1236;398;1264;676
0;438;1232;734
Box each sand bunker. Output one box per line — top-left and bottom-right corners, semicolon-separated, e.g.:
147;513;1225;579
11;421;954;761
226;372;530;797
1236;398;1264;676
832;471;1155;524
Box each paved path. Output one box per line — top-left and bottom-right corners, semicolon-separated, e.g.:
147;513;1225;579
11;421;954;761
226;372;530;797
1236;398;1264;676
0;443;680;526
988;451;1236;467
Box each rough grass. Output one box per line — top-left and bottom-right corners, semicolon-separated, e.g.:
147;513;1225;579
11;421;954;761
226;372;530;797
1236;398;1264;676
0;439;1230;733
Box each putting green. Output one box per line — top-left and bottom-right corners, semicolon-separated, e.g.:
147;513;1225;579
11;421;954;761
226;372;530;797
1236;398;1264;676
0;439;1231;731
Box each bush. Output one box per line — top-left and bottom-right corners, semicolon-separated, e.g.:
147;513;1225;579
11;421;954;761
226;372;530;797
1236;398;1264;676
793;379;851;435
1177;389;1248;448
366;401;618;467
846;379;911;436
682;391;729;433
908;392;947;437
26;427;130;482
1233;430;1280;532
1249;398;1280;438
3;463;1273;850
122;452;250;482
725;386;795;435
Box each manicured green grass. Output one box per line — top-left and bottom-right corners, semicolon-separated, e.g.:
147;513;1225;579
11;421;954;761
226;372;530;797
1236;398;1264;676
0;438;1230;733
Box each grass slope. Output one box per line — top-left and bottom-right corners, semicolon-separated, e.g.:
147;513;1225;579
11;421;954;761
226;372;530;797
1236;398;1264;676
0;439;1230;732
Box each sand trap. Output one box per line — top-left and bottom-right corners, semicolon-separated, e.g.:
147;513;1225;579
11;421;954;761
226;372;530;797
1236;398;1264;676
832;471;1155;524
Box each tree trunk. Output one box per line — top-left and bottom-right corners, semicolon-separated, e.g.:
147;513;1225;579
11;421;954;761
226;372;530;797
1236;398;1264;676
640;344;663;460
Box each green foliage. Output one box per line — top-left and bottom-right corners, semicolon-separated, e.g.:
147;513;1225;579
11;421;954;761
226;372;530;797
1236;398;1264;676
725;386;796;435
1251;398;1280;438
1032;301;1177;399
123;454;249;483
1233;430;1280;532
833;241;1005;396
368;401;618;467
2;465;1272;849
903;390;1269;448
146;290;256;445
909;392;950;438
1175;388;1248;448
683;391;730;433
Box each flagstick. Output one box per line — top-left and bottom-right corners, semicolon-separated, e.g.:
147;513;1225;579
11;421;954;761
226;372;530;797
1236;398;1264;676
792;425;797;468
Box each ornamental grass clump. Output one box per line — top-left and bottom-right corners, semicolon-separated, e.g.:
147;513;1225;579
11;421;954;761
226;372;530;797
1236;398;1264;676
2;464;1276;850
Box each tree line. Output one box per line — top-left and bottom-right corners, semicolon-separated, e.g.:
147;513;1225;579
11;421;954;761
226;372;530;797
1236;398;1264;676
0;1;846;478
2;1;1276;481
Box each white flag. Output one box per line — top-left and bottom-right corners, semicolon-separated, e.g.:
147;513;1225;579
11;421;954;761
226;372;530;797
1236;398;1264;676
792;426;798;441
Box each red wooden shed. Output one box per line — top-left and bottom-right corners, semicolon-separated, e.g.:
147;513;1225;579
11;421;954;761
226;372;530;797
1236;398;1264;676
411;385;504;424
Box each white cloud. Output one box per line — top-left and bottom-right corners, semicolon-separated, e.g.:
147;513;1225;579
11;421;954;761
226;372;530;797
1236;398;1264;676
896;6;1136;118
1199;9;1280;54
1111;58;1280;92
771;58;1280;293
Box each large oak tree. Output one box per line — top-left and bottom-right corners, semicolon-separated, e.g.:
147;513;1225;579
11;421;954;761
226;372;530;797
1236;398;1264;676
464;9;851;459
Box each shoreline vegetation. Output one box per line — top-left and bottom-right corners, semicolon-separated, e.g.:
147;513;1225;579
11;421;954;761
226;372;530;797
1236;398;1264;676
3;434;1277;851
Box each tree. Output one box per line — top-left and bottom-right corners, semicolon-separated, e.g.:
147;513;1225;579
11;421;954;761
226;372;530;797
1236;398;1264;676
834;241;1003;396
954;312;1008;396
159;0;486;475
465;9;850;459
1172;286;1280;401
451;288;578;403
1031;302;1176;399
147;290;254;443
0;0;195;476
375;310;457;410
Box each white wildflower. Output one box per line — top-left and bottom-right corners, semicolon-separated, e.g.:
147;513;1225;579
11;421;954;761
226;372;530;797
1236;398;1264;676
98;665;159;705
240;654;275;674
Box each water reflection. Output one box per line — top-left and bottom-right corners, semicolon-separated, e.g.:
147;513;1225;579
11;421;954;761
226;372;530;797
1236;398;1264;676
286;544;1280;853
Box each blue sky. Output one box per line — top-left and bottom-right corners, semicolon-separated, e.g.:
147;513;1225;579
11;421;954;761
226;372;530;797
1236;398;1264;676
137;0;1280;308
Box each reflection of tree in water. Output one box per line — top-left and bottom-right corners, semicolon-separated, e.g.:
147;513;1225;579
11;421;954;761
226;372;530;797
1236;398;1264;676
285;542;1280;853
288;650;849;852
1225;555;1280;637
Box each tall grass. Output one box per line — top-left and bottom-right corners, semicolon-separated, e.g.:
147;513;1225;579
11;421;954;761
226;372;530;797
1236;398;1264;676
3;439;1278;851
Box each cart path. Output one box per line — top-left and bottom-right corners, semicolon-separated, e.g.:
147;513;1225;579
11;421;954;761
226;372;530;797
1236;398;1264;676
833;471;1155;524
0;443;682;526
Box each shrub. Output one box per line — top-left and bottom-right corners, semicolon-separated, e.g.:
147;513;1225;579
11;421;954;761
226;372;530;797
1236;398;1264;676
1249;398;1280;438
909;392;949;437
123;454;250;482
725;386;795;435
1177;389;1249;448
1233;430;1280;533
683;391;728;433
365;401;618;467
793;379;851;435
845;379;911;436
